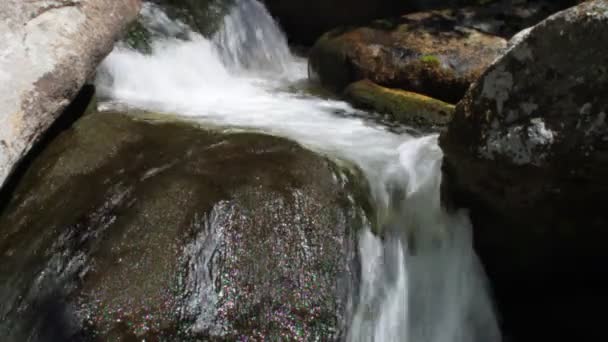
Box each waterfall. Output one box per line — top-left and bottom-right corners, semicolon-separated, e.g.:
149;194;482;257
96;1;501;341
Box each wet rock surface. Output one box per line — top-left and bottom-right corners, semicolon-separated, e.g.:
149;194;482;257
0;0;141;191
440;1;608;340
0;112;364;341
309;10;507;103
344;80;454;131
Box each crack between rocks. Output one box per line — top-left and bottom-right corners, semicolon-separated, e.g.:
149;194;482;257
26;0;81;22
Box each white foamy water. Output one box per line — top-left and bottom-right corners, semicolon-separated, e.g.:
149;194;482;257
96;1;501;341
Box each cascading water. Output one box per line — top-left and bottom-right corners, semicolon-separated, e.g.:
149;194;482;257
96;1;501;341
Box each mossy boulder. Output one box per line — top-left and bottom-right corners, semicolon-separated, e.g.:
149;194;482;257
344;80;454;130
0;112;364;341
309;10;507;103
439;1;608;340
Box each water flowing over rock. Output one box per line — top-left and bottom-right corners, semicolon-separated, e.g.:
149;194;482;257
0;0;141;191
97;1;500;341
308;10;507;103
440;0;608;340
0;112;362;340
1;1;503;341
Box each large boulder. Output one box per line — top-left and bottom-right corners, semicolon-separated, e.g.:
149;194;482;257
309;10;507;103
440;1;608;340
0;0;141;191
0;112;363;341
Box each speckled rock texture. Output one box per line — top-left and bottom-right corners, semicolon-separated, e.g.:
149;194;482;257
0;0;141;191
308;10;507;103
440;1;608;340
0;112;362;341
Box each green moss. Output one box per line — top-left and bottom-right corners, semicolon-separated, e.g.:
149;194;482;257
420;54;441;65
157;0;235;36
123;19;152;54
344;80;455;130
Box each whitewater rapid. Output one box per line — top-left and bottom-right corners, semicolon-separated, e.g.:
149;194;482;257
96;1;501;341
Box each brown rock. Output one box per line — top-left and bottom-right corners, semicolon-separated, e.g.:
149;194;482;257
0;112;363;340
309;10;507;103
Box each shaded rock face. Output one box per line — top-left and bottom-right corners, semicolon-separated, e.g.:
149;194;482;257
453;0;580;38
344;80;454;131
0;0;141;191
309;10;507;103
440;1;608;340
263;0;409;46
0;113;363;341
263;0;576;45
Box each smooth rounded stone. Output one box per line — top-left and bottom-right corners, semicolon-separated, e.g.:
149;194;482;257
439;1;608;340
0;0;141;191
0;112;365;341
344;80;454;131
309;10;507;103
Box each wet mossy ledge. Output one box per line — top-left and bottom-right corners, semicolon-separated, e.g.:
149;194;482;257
344;80;455;131
0;110;372;340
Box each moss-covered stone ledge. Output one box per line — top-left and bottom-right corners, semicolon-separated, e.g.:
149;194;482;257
344;80;455;130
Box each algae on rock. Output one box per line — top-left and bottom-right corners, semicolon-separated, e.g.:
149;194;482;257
345;80;454;130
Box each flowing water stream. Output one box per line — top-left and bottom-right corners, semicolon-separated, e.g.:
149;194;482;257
95;1;501;341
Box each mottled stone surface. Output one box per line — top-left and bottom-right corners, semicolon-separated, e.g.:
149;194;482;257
0;112;363;341
0;0;141;191
440;1;608;340
309;10;507;103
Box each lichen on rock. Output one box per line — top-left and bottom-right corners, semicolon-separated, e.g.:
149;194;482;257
439;0;608;339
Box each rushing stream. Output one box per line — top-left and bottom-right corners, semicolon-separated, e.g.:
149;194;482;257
94;1;501;341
